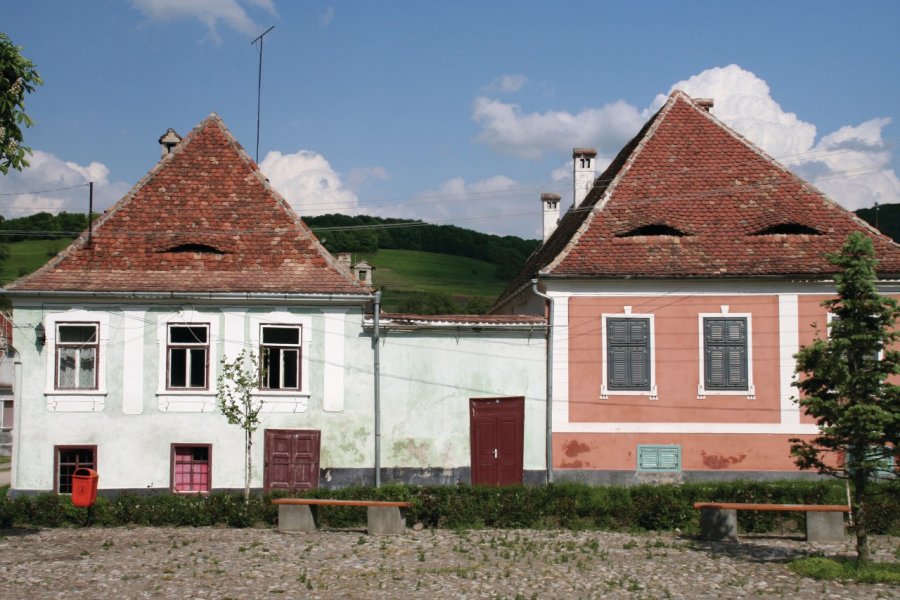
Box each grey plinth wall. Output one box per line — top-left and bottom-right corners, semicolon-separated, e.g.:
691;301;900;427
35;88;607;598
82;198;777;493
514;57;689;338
806;512;845;542
699;508;738;541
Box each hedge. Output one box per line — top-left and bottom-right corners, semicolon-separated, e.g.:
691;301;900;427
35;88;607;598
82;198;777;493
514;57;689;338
1;480;897;534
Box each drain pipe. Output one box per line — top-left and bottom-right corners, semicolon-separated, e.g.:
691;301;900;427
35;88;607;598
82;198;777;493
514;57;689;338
531;279;554;484
373;290;382;487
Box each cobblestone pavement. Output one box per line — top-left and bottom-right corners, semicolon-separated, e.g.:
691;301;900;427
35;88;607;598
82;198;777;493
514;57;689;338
0;526;897;599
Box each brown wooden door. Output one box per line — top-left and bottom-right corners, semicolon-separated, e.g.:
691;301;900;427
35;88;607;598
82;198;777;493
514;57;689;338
264;429;321;492
470;397;524;486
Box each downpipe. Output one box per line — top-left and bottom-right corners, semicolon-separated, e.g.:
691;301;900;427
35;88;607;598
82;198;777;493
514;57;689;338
531;279;554;484
373;290;382;487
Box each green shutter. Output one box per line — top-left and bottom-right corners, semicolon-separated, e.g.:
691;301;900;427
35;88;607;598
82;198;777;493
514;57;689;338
704;318;748;390
607;318;650;391
637;445;681;471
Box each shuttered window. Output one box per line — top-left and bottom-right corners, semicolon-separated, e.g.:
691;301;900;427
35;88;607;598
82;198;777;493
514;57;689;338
607;318;651;391
704;317;748;390
637;445;681;471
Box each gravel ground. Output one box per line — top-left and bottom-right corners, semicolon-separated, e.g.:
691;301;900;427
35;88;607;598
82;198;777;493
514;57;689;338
0;526;897;599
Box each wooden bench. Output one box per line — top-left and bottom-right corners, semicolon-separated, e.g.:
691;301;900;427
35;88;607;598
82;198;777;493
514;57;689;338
272;498;412;535
694;502;851;542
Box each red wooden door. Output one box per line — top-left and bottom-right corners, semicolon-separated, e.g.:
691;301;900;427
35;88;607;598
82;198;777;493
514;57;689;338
469;397;524;486
264;429;321;492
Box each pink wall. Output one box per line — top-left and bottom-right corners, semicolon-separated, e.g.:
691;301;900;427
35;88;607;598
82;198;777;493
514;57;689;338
554;432;819;471
569;295;780;424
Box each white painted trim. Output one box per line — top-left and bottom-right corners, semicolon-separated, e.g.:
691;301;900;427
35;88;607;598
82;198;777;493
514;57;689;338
600;312;657;400
121;308;147;415
321;308;347;412
778;295;800;424
155;308;222;411
43;309;110;412
552;295;570;424
697;311;755;399
248;311;312;395
553;421;821;435
540;278;900;297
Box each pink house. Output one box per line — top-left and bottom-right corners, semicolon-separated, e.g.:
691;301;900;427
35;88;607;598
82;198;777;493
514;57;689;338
494;91;900;483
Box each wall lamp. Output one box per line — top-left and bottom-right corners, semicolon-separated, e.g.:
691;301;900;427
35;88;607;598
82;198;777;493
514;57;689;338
35;322;46;347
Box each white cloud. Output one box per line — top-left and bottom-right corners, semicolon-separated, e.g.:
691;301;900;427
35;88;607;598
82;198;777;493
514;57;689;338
346;166;389;192
472;63;898;214
320;6;335;27
1;150;130;219
472;96;645;160
260;149;360;216
660;64;898;210
484;74;527;94
376;175;544;238
131;0;276;40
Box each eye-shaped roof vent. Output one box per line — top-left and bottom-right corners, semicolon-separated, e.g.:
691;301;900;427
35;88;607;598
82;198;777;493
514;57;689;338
161;243;228;255
753;223;821;236
616;224;688;237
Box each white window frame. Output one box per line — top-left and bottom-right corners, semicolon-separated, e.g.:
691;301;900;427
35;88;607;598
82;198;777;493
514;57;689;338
600;309;657;400
156;309;220;412
249;313;311;406
55;322;100;390
44;310;110;412
166;323;210;390
259;324;302;391
697;307;755;399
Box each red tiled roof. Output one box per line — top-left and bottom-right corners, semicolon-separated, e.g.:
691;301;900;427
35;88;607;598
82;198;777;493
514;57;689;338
494;91;900;309
376;313;546;327
7;115;369;296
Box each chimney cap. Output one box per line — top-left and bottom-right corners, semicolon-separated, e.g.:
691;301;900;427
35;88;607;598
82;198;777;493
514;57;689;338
573;147;597;157
695;98;714;111
159;128;182;158
541;193;561;202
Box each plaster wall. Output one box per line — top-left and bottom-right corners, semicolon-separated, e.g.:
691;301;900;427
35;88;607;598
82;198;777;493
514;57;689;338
11;302;376;492
377;329;546;472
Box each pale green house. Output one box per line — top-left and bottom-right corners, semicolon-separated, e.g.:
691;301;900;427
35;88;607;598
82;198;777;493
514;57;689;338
3;115;546;494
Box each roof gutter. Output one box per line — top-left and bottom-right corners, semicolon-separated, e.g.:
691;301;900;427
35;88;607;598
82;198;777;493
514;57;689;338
2;290;375;303
531;278;554;484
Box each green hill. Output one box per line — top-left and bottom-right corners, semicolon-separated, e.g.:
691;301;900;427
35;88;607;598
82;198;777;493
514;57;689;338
0;238;72;285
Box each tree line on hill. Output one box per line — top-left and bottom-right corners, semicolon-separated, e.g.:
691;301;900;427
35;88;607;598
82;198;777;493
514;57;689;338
302;214;540;279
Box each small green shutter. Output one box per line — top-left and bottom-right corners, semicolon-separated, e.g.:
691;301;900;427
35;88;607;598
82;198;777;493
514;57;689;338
637;445;681;471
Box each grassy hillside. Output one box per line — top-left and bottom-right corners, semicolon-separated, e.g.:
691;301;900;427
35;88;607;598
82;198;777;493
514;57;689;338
357;249;507;312
1;238;73;285
0;240;505;312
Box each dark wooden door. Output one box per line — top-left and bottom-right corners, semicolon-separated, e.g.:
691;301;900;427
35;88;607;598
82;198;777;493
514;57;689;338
470;397;524;486
264;429;321;492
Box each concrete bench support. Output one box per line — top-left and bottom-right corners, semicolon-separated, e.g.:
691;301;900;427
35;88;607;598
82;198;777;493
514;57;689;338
366;506;406;535
806;511;845;542
699;507;737;541
277;503;317;533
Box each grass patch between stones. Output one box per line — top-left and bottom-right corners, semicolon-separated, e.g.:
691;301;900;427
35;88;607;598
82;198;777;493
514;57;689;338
788;556;900;584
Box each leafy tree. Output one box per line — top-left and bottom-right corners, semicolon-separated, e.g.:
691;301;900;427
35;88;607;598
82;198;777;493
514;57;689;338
217;350;264;501
1;32;43;174
792;232;900;565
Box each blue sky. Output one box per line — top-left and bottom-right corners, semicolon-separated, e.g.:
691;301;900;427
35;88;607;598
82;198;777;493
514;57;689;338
3;0;899;238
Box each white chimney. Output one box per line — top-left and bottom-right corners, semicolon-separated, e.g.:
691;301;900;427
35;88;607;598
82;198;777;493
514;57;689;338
573;147;597;208
336;252;352;268
541;193;561;241
159;128;182;158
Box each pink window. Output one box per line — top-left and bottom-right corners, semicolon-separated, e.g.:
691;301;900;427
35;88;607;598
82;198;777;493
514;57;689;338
172;445;210;493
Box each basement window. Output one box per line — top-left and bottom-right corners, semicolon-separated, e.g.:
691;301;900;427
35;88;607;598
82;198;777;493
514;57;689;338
56;446;96;494
172;444;211;493
163;244;227;255
617;224;687;237
753;223;821;236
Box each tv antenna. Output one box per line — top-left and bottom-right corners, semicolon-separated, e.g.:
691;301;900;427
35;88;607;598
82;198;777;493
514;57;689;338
251;25;275;163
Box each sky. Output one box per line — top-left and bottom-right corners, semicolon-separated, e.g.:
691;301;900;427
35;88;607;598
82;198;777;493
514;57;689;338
2;0;899;239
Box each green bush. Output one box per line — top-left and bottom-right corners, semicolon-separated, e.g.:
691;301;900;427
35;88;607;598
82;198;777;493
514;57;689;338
0;479;895;534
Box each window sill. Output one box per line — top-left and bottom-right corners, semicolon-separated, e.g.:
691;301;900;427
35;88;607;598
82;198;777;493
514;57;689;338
600;385;658;400
45;391;107;412
157;392;217;413
256;392;309;413
697;384;756;399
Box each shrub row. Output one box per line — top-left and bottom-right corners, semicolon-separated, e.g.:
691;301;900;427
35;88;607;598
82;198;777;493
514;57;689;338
2;480;897;534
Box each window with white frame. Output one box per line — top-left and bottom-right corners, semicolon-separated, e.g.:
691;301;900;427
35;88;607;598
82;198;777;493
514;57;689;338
55;323;99;390
167;324;209;389
601;313;656;399
607;318;651;391
703;317;748;391
259;325;301;390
